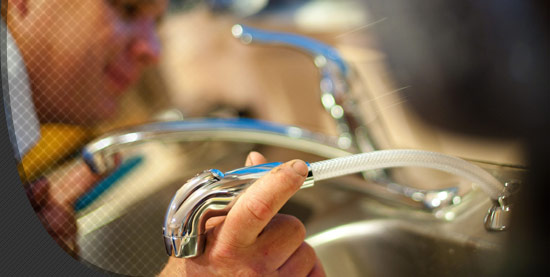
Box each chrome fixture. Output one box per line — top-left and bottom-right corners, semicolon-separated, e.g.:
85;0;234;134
232;24;377;153
484;181;519;231
163;162;314;258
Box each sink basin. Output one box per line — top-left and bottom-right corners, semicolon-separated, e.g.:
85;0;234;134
77;143;507;276
308;219;502;277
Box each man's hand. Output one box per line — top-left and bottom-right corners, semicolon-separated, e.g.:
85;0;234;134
159;152;325;276
27;160;101;256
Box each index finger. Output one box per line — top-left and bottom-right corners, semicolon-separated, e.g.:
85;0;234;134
206;152;268;230
218;159;308;248
245;151;267;167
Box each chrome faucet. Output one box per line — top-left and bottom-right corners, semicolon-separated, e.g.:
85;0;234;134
163;163;314;258
232;24;378;153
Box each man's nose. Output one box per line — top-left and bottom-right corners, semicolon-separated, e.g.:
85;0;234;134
130;20;161;65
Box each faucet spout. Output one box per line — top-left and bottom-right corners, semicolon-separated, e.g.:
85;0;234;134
231;23;377;153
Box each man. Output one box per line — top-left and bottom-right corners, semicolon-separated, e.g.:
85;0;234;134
3;0;324;275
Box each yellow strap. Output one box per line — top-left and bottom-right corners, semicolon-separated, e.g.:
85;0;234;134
20;124;91;182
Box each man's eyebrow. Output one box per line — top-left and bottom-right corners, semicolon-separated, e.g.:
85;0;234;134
134;0;167;21
122;0;163;6
138;0;165;4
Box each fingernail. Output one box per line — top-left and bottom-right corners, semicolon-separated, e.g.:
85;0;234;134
291;160;308;177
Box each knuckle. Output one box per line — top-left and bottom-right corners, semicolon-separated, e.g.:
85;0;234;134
302;242;316;259
210;243;236;261
271;214;306;240
251;262;269;276
246;195;274;223
272;214;306;240
234;261;269;277
296;243;317;272
236;267;263;277
270;165;303;192
289;216;306;240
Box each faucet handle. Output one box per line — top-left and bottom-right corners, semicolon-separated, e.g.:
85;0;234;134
231;24;349;75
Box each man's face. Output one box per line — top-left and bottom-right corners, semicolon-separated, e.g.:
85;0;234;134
10;0;168;124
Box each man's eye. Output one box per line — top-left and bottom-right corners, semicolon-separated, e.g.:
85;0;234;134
121;3;139;18
108;0;141;20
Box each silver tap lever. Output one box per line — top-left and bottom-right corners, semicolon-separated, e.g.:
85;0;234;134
231;24;349;75
163;162;314;258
